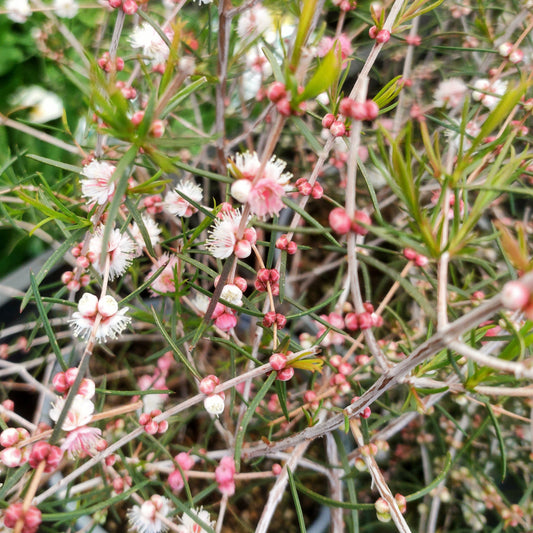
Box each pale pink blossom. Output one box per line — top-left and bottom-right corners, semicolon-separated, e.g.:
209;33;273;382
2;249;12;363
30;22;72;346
176;507;215;533
472;79;508;110
49;395;95;431
237;4;272;40
130;215;161;257
147;254;179;295
89;226;136;280
215;456;236;496
80;160;116;205
205;208;257;259
129;23;174;65
164;179;203;217
433;78;467;108
316;34;352;62
69;293;131;342
127;495;171;533
248;177;286;218
61;426;102;458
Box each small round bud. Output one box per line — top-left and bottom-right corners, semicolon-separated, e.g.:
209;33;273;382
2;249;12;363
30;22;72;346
329;207;351;235
276;98;292;116
267;81;287;103
322;113;335;128
150;120;165;138
330;120;346;137
351;210;371;235
270;353;287;371
501;281;530;310
364;100;379;120
121;0;138;14
131;111;145;126
78;293;98;317
204;393;225;416
230;179;252;203
375;29;390;44
276;367;294;381
97;295;119;318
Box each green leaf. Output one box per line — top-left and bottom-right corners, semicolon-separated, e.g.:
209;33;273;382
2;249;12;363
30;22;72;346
290;0;318;68
124;196;155;257
297;43;341;102
21;230;84;311
287;468;307;533
234;371;277;470
275;379;291;422
29;273;67;371
26;154;82;174
484;401;506;481
405;453;452;501
151;306;201;379
161;77;208;119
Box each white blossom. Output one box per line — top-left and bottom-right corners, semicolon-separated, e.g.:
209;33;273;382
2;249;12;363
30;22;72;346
53;0;79;18
11;86;63;123
5;0;31;23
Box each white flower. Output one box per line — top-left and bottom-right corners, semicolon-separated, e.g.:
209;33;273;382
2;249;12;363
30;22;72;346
472;78;508;110
433;78;467;108
130;215;161;257
61;426;102;458
5;0;31;23
49;395;95;431
69;293;131;342
205;209;243;259
89;226;136;280
129;22;172;65
146;253;179;295
10;86;63;123
164;179;203;217
229;151;292;189
80;160;116;205
176;507;215;533
190;292;210;315
220;284;243;306
237;4;272;40
53;0;79;18
204;393;225;416
128;495;171;533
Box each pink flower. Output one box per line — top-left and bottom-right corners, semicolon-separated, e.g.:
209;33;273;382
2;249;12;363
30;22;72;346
61;426;102;458
215;456;236;496
247;177;285;218
205;208;257;259
89;226;136;280
433;78;467;109
80;160;116;205
316;34;352;65
147;254;179;295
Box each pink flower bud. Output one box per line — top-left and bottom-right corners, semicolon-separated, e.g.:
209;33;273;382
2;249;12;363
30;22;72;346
150;120;165;138
199;375;219;395
131;111;145;126
230;178;252;203
168;469;185;492
509;49;523;64
175;451;195;471
363;302;374;313
243;227;257;244
78;378;95;399
395;493;407;514
121;0;138;14
350;101;368;121
4;503;24;528
233;276;247;292
112;477;124;493
269;353;287;371
76;255;90;269
403;248;417;260
263;312;276;327
311;183;323;199
215;312;237;331
368;25;378;39
329;207;351;235
61;271;74;284
0;428;21;447
276;367;294;381
234;239;252;258
97;295;119;318
144;420;159;434
276;98;292;116
322;113;335;128
78;293;98;317
375;497;390;515
52;372;68;394
330;354;342;367
272;463;282;475
375;29;390;44
357;312;373;330
275;313;287;328
351;210;371;235
257;268;271;284
345;312;359;330
338;362;352;375
405;35;421;46
330;120;346;137
0;447;23;467
116;57;124;71
65;367;78;387
364;100;380;120
108;0;122;7
339;97;355;117
414;254;428;267
267;81;287;103
501;281;530;310
498;42;512;57
158;421;169;433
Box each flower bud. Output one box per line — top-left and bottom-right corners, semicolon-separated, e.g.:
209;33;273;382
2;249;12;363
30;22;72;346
269;353;287;371
0;447;23;467
121;0;138;14
330;120;346;137
98;295;119;318
131;111;145;126
351;210;371;235
364;100;380;120
199;375;219;395
276;98;292;116
150;120;165;138
321;113;335;128
204;393;225;416
501;281;530;310
230;179;252;203
267;81;287;103
78;293;98;317
276;367;294;381
0;428;21;447
329;207;351;235
375;29;390;44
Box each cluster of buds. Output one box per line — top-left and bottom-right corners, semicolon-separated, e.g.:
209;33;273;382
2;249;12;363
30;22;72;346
130;111;166;138
270;353;294;381
116;81;136;100
97;52;124;72
108;0;138;14
329;207;371;236
403;248;429;267
339;97;380;121
168;451;195;492
350;395;372;418
303;389;320;409
4;503;41;533
143;194;163;215
0;427;30;468
501;280;533;319
375;494;406;522
212;281;246;331
200;375;226;416
322;113;347;138
28;441;63;472
345;303;383;331
295;177;323;199
369;26;391;44
263;311;287;328
275;234;297;255
255;268;280;295
61;270;90;292
111;474;132;495
215;456;236;496
53;367;95;397
139;410;168;435
266;81;306;117
331;0;357;11
498;42;524;64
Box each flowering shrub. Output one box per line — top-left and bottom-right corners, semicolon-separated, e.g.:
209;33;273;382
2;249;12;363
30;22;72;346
0;0;532;532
